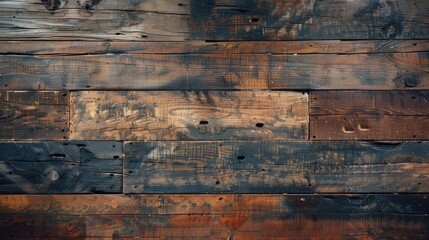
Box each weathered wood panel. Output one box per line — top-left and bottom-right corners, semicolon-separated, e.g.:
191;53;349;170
311;91;429;115
1;52;427;90
0;0;188;41
310;91;429;140
190;0;429;40
1;40;428;55
0;142;122;193
0;91;68;140
0;194;427;239
311;115;429;140
269;52;429;90
70;91;308;140
124;141;429;193
0;53;270;90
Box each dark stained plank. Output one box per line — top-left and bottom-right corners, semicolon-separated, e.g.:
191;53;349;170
310;91;429;140
310;115;429;140
0;141;122;193
1;40;428;55
0;53;270;90
190;0;429;40
0;91;68;140
0;194;427;239
269;52;429;90
0;0;188;41
124;141;429;193
311;91;429;115
1;52;428;90
70;91;308;140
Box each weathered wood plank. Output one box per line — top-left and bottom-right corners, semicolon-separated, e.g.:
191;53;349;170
269;52;429;90
0;194;427;239
70;91;308;141
1;40;428;55
310;91;429;140
310;91;429;115
190;0;429;40
0;0;189;41
124;141;429;193
0;141;122;193
310;115;429;140
1;52;427;90
0;53;270;90
0;91;68;140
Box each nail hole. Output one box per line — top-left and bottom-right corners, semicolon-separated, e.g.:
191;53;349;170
413;43;417;46
312;136;316;138
199;120;209;125
141;35;148;38
237;156;245;160
413;135;416;138
113;156;120;159
215;180;220;185
112;145;115;147
412;96;416;99
250;18;259;23
128;171;133;174
255;123;264;128
110;174;114;177
219;197;223;201
134;185;138;188
261;168;266;171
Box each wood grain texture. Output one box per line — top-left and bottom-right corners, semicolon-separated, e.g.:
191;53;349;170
310;91;429;140
0;91;68;140
1;51;427;90
124;141;429;193
0;53;270;90
311;91;429;115
1;40;428;55
269;52;429;90
70;91;308;140
0;141;122;193
190;0;429;40
0;0;189;41
0;194;427;239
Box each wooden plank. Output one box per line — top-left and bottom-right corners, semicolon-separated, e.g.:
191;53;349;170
1;51;428;90
0;141;122;193
0;0;188;41
310;115;429;140
0;194;427;239
1;40;428;55
190;0;429;40
70;91;308;140
310;91;429;115
0;91;68;140
123;141;429;193
269;52;429;90
310;91;429;140
0;53;270;90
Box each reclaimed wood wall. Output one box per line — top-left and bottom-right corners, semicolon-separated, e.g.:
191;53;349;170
0;0;428;239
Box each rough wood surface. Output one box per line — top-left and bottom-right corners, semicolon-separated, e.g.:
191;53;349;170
0;91;68;140
1;51;427;90
0;194;427;239
1;40;428;55
190;0;429;40
0;0;189;41
70;91;308;140
124;141;429;193
269;52;429;90
0;141;122;193
310;91;429;140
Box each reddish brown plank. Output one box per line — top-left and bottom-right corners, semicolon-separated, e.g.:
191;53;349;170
0;91;68;140
310;91;429;140
0;194;427;239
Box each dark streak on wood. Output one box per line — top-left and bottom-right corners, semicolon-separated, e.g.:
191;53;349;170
123;141;429;193
0;194;427;239
190;0;429;40
0;141;122;193
0;91;69;140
